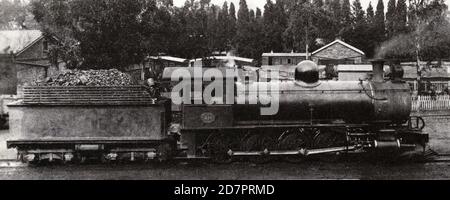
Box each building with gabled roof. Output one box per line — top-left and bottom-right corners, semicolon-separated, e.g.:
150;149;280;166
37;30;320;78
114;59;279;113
0;30;65;96
311;39;365;65
0;30;42;55
261;51;310;66
1;30;45;94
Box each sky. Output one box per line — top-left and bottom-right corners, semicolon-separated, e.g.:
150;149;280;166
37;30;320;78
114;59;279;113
173;0;450;12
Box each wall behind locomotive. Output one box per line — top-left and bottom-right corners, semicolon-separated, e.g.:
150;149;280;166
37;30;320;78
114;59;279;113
0;54;17;94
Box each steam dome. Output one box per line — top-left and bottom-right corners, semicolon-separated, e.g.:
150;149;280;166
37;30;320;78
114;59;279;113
295;60;319;83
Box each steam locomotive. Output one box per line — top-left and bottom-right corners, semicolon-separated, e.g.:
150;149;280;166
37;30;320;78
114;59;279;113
6;60;428;164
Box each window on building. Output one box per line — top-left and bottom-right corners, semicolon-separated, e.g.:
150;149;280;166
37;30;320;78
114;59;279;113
43;40;48;52
288;59;291;64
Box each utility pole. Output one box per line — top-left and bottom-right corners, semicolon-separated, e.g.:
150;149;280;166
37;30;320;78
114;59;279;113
410;0;423;94
305;3;312;60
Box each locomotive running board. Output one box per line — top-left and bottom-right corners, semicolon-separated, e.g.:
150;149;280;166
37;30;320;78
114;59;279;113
227;145;358;157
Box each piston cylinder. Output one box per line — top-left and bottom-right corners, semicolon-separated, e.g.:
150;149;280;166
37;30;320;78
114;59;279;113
373;140;401;149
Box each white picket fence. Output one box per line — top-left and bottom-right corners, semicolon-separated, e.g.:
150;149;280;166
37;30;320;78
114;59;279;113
411;95;450;111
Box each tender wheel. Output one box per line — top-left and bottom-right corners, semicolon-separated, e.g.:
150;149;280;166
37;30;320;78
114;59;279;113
205;133;233;164
312;129;347;162
278;128;311;163
19;153;40;165
241;134;274;164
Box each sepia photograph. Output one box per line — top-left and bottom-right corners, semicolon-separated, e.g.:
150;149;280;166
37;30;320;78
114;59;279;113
1;0;450;186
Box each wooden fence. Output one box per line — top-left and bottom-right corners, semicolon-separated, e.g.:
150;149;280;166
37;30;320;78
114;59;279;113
411;95;450;111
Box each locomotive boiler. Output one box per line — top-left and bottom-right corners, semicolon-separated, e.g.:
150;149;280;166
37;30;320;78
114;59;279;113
6;60;428;164
233;60;411;123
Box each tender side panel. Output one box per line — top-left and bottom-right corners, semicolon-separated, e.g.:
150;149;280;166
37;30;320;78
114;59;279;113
8;104;166;141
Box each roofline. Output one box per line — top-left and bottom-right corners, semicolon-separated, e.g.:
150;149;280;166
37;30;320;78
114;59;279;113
15;35;44;57
189;56;254;63
148;56;188;63
312;39;365;56
262;53;310;56
15;61;49;68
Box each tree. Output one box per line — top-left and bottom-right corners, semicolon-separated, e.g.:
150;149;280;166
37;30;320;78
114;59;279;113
366;2;374;25
254;7;264;62
346;0;372;57
395;0;408;34
217;2;230;51
207;5;220;52
234;0;253;57
228;2;237;47
31;0;178;69
313;0;324;8
0;0;38;29
386;0;396;38
374;0;386;43
330;0;342;38
263;0;286;52
31;0;82;68
377;0;450;62
315;0;337;44
284;1;325;53
340;0;352;41
365;2;377;58
256;7;262;19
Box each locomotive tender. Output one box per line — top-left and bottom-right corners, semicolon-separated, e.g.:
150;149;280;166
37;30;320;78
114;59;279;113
7;60;428;164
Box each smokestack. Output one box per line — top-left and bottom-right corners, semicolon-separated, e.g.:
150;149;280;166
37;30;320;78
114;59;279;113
371;60;385;82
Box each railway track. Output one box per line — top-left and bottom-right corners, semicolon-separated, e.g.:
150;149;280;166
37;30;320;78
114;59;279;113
424;154;450;162
420;148;450;163
1;152;450;167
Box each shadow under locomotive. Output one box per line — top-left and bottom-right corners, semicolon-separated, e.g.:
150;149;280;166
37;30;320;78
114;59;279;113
6;60;428;164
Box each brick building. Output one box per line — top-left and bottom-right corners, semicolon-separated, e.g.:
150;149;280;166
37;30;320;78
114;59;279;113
259;40;365;80
126;55;188;84
0;54;16;94
1;30;43;95
337;64;374;81
402;62;450;95
0;30;65;96
311;39;365;65
189;56;254;68
261;52;310;66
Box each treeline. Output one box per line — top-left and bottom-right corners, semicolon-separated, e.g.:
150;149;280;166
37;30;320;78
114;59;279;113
0;0;38;30
30;0;449;70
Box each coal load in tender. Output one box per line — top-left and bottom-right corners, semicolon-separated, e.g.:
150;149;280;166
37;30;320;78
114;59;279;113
36;69;135;86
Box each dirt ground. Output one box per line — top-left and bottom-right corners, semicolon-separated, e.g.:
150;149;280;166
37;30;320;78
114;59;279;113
418;114;450;153
1;159;450;180
0;129;16;160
